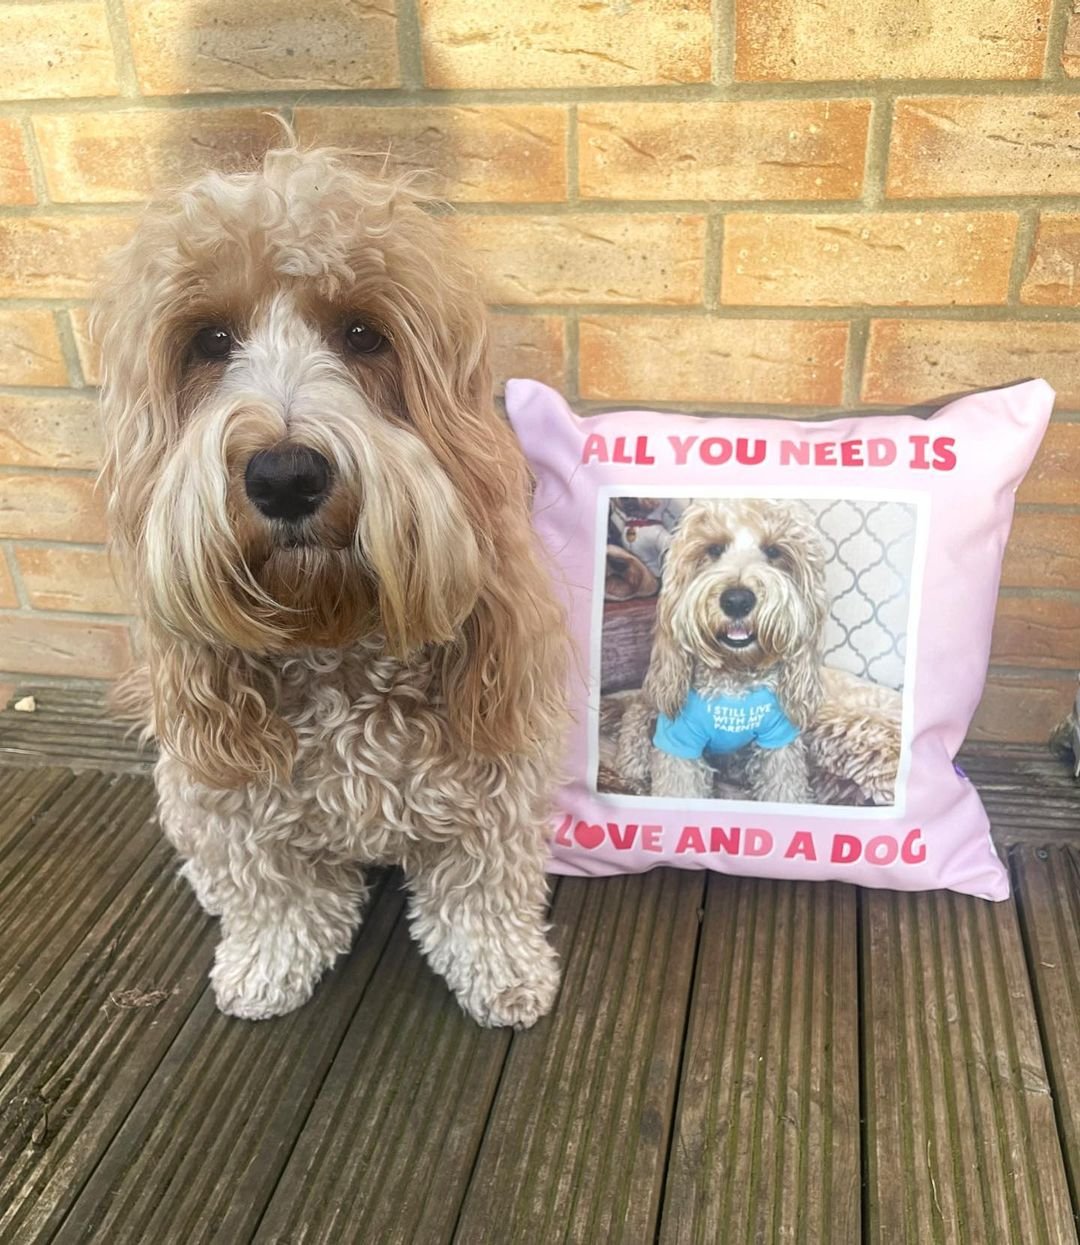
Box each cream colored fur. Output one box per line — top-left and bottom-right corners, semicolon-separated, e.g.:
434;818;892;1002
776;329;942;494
94;145;568;1027
620;498;827;804
615;498;902;805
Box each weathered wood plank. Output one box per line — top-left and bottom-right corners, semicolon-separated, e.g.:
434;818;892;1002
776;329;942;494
0;772;159;1048
1013;846;1080;1226
0;765;77;849
0;840;215;1241
955;750;1080;848
453;869;704;1245
862;888;1076;1245
0;684;152;774
54;877;404;1245
658;877;860;1245
255;901;515;1245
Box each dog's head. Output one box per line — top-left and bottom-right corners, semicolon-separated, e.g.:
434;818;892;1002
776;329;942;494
94;144;563;786
644;498;827;725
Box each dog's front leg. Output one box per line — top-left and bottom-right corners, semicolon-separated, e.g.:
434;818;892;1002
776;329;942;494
405;823;560;1030
650;748;714;798
157;762;367;1020
746;738;812;804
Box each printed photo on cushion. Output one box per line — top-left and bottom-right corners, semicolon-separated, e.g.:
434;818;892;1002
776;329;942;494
597;491;917;809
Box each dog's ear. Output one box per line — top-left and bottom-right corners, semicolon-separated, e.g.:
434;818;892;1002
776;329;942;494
644;606;694;720
149;634;296;789
775;513;829;728
92;231;190;563
394;296;567;759
776;646;824;730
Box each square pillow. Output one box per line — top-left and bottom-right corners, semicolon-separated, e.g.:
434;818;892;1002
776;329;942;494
507;378;1055;900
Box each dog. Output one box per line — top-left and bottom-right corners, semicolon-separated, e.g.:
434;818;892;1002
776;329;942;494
616;498;827;803
92;144;569;1028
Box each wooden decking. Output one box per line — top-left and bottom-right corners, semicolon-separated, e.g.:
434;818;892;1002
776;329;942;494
0;688;1078;1244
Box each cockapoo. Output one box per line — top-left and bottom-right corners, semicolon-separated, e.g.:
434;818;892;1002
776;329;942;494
618;498;827;803
93;145;568;1028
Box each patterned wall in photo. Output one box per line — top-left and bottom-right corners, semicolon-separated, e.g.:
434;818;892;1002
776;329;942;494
809;499;917;693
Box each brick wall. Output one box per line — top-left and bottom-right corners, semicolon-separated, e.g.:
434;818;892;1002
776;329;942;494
1;0;1079;741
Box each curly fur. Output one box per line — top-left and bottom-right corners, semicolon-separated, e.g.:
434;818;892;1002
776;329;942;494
94;144;568;1027
632;498;828;803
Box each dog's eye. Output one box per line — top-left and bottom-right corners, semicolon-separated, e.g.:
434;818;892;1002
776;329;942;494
706;542;727;559
763;544;783;561
345;321;387;356
193;326;233;360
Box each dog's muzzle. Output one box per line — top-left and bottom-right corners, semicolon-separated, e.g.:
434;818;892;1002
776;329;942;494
245;445;331;522
718;586;757;648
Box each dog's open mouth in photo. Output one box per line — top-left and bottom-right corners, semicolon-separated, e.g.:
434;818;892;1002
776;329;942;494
92;141;569;1030
717;621;757;650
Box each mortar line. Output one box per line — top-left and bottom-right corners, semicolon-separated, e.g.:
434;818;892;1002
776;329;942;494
715;0;735;86
52;309;88;389
703;212;724;312
4;78;1080;119
843;315;872;407
862;91;895;208
1044;0;1074;80
100;0;142;98
1;542;30;609
18;115;52;204
566;104;580;203
8;195;1080;218
395;0;426;91
1007;208;1043;304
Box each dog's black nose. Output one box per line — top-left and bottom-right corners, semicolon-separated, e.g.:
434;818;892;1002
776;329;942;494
244;446;331;521
720;587;756;619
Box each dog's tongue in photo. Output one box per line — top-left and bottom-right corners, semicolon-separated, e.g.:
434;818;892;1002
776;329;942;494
94;143;569;1028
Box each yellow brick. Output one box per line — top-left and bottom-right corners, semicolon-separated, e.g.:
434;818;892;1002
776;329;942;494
295;105;567;203
0;2;117;101
455;214;706;306
1062;3;1080;75
33;108;287;203
579;315;848;406
419;0;711;88
0;474;106;542
489;315;566;393
0;395;102;470
123;0;400;94
0;119;35;205
722;212;1016;307
68;308;100;385
1019;422;1080;504
0;215;134;299
0;558;17;608
992;596;1080;667
736;0;1049;81
0;311;67;387
970;675;1074;744
1021;215;1080;307
1002;514;1080;590
888;97;1080;198
863;320;1080;408
579;100;871;202
14;545;129;614
0;615;132;677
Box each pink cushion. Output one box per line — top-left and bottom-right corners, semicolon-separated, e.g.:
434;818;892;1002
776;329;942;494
507;378;1055;900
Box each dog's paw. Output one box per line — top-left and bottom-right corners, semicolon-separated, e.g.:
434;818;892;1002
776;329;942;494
210;932;321;1021
456;941;561;1030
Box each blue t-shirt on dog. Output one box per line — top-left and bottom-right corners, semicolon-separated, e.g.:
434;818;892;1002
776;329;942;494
654;687;799;759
